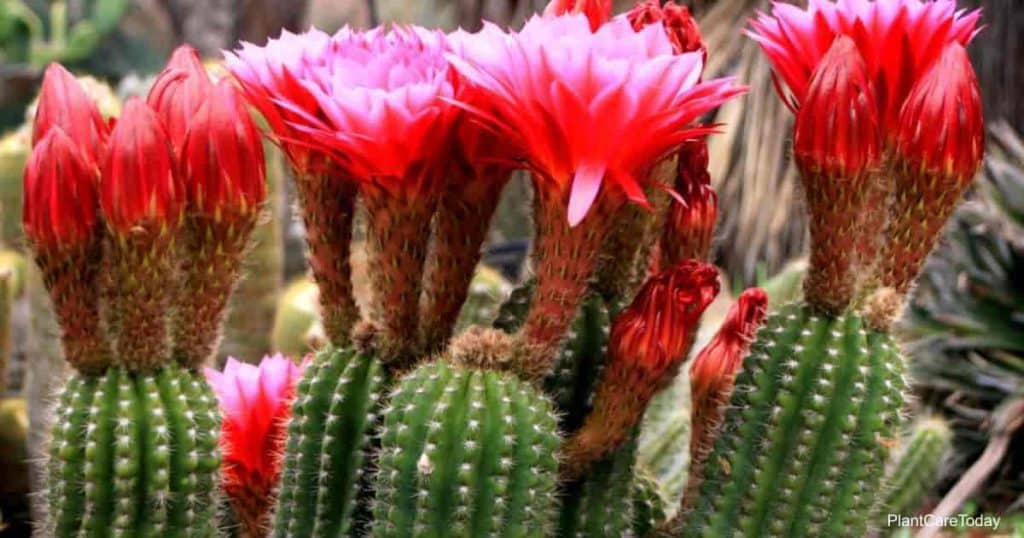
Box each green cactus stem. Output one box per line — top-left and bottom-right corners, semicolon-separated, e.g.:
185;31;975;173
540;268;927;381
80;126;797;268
372;360;561;537
273;346;386;538
632;467;670;538
681;302;907;538
874;417;953;524
637;370;691;505
45;364;220;537
557;433;638;538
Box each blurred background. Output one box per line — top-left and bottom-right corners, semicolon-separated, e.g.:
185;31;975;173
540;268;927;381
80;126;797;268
0;0;1021;535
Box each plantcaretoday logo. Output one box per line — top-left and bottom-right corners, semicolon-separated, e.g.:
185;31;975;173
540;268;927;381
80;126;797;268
886;513;1002;530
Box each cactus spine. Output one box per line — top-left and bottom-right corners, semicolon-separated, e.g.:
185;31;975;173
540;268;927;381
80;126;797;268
46;365;220;537
372;360;561;537
272;346;386;537
681;303;907;537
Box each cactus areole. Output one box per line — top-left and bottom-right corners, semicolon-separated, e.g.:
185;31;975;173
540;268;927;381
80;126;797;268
23;0;986;536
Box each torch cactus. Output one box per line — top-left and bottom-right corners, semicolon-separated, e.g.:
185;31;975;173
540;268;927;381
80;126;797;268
27;46;267;536
26;0;986;536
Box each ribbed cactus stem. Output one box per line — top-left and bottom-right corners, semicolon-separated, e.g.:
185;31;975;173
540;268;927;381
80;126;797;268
361;182;439;367
681;303;907;538
875;417;952;522
273;347;386;537
420;168;508;353
517;181;619;381
293;172;360;347
632;468;670;538
172;217;251;368
372;360;561;537
558;433;638;538
46;365;221;537
33;244;111;374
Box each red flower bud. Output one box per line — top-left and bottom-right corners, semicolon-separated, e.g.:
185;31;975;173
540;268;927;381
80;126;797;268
879;42;984;296
793;36;881;313
543;0;612;30
32;64;109;167
685;287;768;507
101;99;183;234
660;140;717;266
22;128;99;250
181;80;266;219
628;0;705;56
147;45;214;152
794;36;881;180
562;260;720;478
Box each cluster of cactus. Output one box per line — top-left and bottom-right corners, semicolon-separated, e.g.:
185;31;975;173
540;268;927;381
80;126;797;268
23;47;267;535
23;0;988;537
0;0;128;66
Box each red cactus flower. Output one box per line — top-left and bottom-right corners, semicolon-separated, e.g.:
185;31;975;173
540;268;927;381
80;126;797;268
747;0;979;134
449;14;743;226
685;287;768;507
659;139;717;268
224;29;334;175
562;260;720;478
794;36;882;313
23;128;99;250
100;98;183;234
543;0;612;30
147;45;214;152
32;63;109;167
206;355;308;537
879;42;984;296
181;80;266;219
628;0;705;56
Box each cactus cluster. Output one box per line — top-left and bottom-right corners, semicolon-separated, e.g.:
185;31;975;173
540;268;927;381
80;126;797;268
25;0;987;536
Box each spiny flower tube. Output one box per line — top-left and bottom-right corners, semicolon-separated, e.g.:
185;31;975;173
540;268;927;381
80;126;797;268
173;80;267;368
448;14;744;378
543;0;612;30
793;35;881;314
419;34;517;353
31;63;109;167
684;288;768;508
876;42;983;316
206;355;307;538
276;26;459;367
147;45;214;153
100;98;183;371
22;127;110;373
561;261;719;479
226;29;361;347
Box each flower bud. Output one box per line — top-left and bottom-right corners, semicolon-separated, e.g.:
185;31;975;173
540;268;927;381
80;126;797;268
147;45;214;152
23;129;99;251
543;0;612;30
628;0;705;56
32;64;109;167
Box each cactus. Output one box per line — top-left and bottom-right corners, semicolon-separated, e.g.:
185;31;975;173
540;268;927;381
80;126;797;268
680;303;908;537
272;347;386;537
632;467;671;537
874;417;953;524
372;359;561;537
45;365;221;537
557;434;639;538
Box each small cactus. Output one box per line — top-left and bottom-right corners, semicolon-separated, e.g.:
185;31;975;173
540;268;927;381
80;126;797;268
874;417;953;524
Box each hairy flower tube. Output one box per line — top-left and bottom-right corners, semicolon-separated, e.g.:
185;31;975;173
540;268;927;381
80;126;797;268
685;288;768;506
173;79;267;368
562;261;719;478
100;98;183;371
206;355;307;538
226;29;361;347
449;14;744;378
273;26;459;367
22;127;110;373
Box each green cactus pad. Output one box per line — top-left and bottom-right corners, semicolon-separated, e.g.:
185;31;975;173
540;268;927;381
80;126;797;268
45;365;220;537
682;302;907;538
874;417;952;524
371;360;561;537
273;346;386;537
